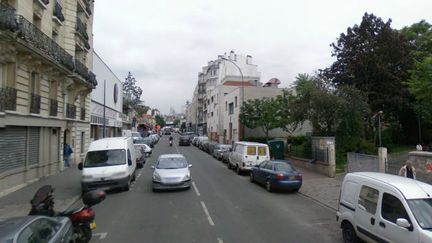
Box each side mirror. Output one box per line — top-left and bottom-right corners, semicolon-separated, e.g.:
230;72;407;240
188;164;192;168
396;218;412;230
151;165;155;169
78;162;83;170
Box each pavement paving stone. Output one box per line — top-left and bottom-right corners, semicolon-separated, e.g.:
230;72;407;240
0;167;82;218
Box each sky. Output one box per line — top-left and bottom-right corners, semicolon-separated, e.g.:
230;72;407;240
93;0;432;115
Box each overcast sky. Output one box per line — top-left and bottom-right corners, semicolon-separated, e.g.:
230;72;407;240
93;0;431;115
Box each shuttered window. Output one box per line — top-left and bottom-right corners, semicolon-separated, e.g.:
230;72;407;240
0;127;27;172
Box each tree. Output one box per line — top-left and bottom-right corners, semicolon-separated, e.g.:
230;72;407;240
406;57;432;119
274;89;302;135
122;72;143;113
401;20;432;61
173;118;181;127
321;13;414;124
240;98;280;141
155;114;166;127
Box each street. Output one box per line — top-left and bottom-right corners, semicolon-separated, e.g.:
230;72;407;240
89;135;342;243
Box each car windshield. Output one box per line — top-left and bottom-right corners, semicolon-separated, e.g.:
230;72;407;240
84;149;126;167
407;198;432;229
274;163;295;172
157;157;188;169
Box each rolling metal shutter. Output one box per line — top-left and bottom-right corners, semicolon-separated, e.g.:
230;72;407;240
0;126;27;173
28;127;40;166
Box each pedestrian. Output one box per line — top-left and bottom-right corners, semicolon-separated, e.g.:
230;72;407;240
399;160;416;179
416;144;423;151
63;143;73;167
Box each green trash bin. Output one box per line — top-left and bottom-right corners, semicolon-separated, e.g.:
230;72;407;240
267;140;285;160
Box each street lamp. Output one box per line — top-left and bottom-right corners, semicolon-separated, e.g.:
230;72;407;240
378;111;383;147
221;57;245;140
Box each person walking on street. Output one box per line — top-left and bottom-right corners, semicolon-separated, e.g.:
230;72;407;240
63;143;73;167
399;160;416;179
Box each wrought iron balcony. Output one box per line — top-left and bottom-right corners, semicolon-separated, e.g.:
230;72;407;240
75;17;88;40
30;93;41;114
74;59;89;81
80;107;85;120
40;0;50;5
88;71;97;87
84;0;92;15
49;98;58;116
83;39;90;50
0;3;18;31
53;1;65;22
0;87;17;111
66;103;76;119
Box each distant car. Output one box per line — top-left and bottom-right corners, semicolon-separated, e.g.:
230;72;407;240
149;134;160;144
192;137;199;146
0;215;74;243
221;149;231;163
250;160;302;192
196;136;208;148
134;147;146;168
213;144;232;160
207;141;219;154
134;143;152;157
152;154;192;191
200;140;210;151
134;137;154;148
179;135;191;146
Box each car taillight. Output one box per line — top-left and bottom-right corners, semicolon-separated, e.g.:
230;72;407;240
275;173;284;180
296;175;302;180
70;208;95;222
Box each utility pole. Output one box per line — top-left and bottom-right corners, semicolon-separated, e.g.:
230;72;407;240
103;80;106;138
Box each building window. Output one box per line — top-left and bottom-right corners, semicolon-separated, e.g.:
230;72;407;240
211;96;214;103
235;96;238;108
211;112;213;117
225;101;227;111
228;103;234;115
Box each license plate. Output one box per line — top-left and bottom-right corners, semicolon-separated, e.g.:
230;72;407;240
90;221;96;230
289;176;296;180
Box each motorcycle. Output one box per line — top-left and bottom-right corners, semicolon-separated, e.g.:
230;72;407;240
29;185;106;243
169;140;173;146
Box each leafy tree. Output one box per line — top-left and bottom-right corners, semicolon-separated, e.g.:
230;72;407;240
122;72;143;113
240;98;280;141
134;104;150;117
155;114;166;127
401;20;432;61
406;57;432;119
173;118;181;127
274;89;302;135
321;13;414;125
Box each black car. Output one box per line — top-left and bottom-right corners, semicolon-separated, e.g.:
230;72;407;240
179;135;191;146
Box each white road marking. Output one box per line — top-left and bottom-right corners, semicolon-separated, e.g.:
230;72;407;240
217;238;224;243
93;232;108;239
192;181;201;196
200;201;215;226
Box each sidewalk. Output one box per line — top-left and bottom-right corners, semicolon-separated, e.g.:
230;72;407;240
296;165;344;211
0;167;82;219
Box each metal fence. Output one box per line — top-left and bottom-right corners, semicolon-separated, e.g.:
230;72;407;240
289;137;334;164
347;152;379;173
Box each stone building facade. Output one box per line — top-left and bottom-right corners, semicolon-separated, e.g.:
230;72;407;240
0;0;96;195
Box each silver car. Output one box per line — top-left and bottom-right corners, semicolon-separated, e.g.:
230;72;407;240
152;154;192;191
0;215;74;243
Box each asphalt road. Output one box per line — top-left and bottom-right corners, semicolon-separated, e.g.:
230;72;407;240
90;135;343;243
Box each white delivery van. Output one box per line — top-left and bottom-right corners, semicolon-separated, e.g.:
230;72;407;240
79;137;137;193
336;172;432;243
228;142;270;174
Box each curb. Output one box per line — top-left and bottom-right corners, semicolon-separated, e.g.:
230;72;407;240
298;191;338;212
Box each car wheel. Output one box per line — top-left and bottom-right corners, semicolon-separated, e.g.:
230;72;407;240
342;222;359;243
293;188;300;192
236;165;241;175
266;180;273;192
124;178;131;191
227;162;232;169
249;172;255;183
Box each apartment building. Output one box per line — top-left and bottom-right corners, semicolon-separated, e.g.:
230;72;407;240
0;0;96;195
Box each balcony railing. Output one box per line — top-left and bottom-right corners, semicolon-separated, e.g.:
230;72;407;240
30;93;41;114
80;107;85;120
53;1;65;22
0;87;17;111
40;0;50;5
84;0;92;15
49;98;58;116
75;17;88;40
66;103;76;119
88;71;97;87
0;5;97;88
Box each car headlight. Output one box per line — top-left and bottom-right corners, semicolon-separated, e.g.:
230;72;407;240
183;173;191;181
153;172;161;182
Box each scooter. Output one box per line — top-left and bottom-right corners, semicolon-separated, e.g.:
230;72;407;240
29;185;106;243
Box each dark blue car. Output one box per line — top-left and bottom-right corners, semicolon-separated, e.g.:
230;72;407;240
250;160;302;192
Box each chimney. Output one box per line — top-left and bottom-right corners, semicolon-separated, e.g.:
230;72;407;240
246;55;252;64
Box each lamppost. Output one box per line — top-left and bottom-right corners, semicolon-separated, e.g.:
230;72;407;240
378;111;383;147
221;57;245;140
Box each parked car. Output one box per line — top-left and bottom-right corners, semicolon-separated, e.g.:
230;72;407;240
192;137;200;146
133;137;154;148
228;141;270;174
152;154;192;191
250;160;302;192
79;137;137;193
200;140;210;151
134;143;152;157
213;144;232;160
196;136;209;148
221;149;231;163
149;134;160;144
179;135;191;146
0;215;74;243
336;172;432;243
134;145;146;168
207;141;219;154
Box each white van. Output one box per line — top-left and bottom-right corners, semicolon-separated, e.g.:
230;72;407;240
337;172;432;243
79;137;137;193
228;142;270;174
